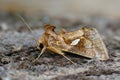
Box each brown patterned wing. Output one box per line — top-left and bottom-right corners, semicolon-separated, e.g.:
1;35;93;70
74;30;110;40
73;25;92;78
60;27;109;60
65;37;96;59
82;27;109;60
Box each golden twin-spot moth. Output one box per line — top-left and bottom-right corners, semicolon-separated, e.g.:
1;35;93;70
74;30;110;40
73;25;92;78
19;16;109;65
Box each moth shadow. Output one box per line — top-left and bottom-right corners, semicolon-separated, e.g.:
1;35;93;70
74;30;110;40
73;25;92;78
42;50;61;58
64;51;91;59
44;50;91;60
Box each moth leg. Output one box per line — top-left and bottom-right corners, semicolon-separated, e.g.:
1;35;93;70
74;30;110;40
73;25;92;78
32;47;46;62
47;46;77;65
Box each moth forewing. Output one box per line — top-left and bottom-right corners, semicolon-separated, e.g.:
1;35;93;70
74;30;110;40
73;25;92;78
82;27;109;60
58;27;109;60
63;37;96;59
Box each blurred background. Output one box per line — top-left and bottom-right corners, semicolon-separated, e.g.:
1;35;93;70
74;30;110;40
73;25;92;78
0;0;120;32
1;0;120;19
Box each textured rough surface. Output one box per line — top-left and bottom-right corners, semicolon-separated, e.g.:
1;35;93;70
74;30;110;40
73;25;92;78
0;13;120;80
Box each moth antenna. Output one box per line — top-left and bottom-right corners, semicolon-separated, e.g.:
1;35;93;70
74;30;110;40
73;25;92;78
18;15;38;42
32;47;46;62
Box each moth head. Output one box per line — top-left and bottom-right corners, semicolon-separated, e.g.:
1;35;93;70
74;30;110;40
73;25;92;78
37;41;44;50
39;43;44;49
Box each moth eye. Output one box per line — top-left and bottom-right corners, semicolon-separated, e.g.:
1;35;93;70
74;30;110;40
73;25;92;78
39;43;44;49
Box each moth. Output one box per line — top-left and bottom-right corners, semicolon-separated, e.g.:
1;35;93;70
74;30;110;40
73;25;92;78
19;16;109;65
